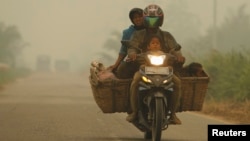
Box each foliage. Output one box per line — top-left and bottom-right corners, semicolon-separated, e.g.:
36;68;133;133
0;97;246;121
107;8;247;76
0;22;30;85
0;22;27;67
97;31;121;64
188;4;250;102
217;4;250;51
202;49;250;102
184;4;250;58
0;67;31;85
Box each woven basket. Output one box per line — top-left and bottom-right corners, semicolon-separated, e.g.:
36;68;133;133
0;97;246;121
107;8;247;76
89;61;210;113
89;67;132;113
178;71;210;112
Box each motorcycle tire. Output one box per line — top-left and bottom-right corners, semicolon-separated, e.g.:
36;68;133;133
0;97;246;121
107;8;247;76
144;131;152;139
152;98;164;141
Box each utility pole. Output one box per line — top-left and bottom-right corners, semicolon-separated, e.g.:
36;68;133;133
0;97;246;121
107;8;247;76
213;0;217;49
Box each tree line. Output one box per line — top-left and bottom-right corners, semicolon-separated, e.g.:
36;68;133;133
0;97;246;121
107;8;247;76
186;4;250;102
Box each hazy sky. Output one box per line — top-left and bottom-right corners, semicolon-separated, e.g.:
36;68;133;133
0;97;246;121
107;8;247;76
0;0;249;70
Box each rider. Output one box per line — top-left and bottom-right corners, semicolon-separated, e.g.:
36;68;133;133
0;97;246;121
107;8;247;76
126;4;185;124
109;8;145;79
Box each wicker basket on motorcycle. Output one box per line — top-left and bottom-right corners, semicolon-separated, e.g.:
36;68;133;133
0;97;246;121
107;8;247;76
178;71;210;112
89;65;131;113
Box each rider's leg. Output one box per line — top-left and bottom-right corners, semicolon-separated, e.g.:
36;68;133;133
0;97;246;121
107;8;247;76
116;61;131;79
117;61;139;79
169;74;182;124
126;71;141;122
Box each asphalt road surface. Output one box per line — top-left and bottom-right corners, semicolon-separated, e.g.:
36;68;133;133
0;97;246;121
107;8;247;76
0;72;229;141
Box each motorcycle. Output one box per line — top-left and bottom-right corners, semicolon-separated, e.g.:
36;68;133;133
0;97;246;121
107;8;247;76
130;50;176;141
89;42;209;141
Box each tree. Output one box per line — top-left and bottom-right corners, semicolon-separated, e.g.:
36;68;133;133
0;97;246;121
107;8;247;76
0;22;27;67
190;4;250;101
185;4;250;58
97;31;121;65
203;49;250;101
217;4;250;51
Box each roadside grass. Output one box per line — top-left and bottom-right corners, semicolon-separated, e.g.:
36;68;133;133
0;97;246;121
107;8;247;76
0;67;31;86
202;100;250;124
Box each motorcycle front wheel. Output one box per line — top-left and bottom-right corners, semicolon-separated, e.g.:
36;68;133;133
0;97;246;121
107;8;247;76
152;98;164;141
144;131;152;139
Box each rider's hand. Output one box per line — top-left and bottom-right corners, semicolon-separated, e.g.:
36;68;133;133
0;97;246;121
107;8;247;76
125;58;132;62
128;53;137;61
176;55;185;64
107;65;115;70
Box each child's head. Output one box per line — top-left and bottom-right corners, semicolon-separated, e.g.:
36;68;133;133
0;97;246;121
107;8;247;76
147;35;162;51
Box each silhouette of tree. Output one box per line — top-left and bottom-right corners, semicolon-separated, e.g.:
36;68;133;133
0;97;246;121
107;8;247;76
186;4;250;58
97;31;121;65
0;23;27;67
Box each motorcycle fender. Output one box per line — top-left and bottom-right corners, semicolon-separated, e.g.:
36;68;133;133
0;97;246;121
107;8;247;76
146;92;168;108
154;91;164;98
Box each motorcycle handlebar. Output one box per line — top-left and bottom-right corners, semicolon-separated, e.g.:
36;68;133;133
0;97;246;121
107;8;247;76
127;52;178;67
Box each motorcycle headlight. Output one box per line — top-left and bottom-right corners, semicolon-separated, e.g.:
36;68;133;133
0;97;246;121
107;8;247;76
163;79;168;84
142;76;152;83
147;55;166;65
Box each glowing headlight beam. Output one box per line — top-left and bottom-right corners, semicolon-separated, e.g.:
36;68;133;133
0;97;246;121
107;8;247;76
148;55;166;65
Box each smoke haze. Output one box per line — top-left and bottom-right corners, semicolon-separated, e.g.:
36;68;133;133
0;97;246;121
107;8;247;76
0;0;249;71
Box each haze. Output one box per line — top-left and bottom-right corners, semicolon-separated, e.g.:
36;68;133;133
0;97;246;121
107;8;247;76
0;0;249;71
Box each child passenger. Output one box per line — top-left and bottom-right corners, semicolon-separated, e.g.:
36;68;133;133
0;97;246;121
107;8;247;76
146;35;162;52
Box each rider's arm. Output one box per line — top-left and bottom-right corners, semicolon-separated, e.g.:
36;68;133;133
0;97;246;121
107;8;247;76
119;27;134;55
163;31;185;63
127;30;145;60
109;27;134;69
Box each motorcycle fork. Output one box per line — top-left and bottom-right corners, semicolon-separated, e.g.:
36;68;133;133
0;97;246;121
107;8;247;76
145;91;168;123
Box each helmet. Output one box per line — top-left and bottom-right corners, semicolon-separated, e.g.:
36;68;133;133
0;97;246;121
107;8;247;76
143;4;164;28
129;8;143;24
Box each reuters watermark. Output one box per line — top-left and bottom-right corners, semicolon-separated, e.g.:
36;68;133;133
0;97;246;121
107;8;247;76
208;124;249;140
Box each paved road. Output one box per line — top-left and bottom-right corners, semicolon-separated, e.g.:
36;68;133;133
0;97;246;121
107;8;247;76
0;72;228;141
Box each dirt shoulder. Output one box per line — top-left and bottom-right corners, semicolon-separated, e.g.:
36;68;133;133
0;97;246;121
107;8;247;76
201;100;250;124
